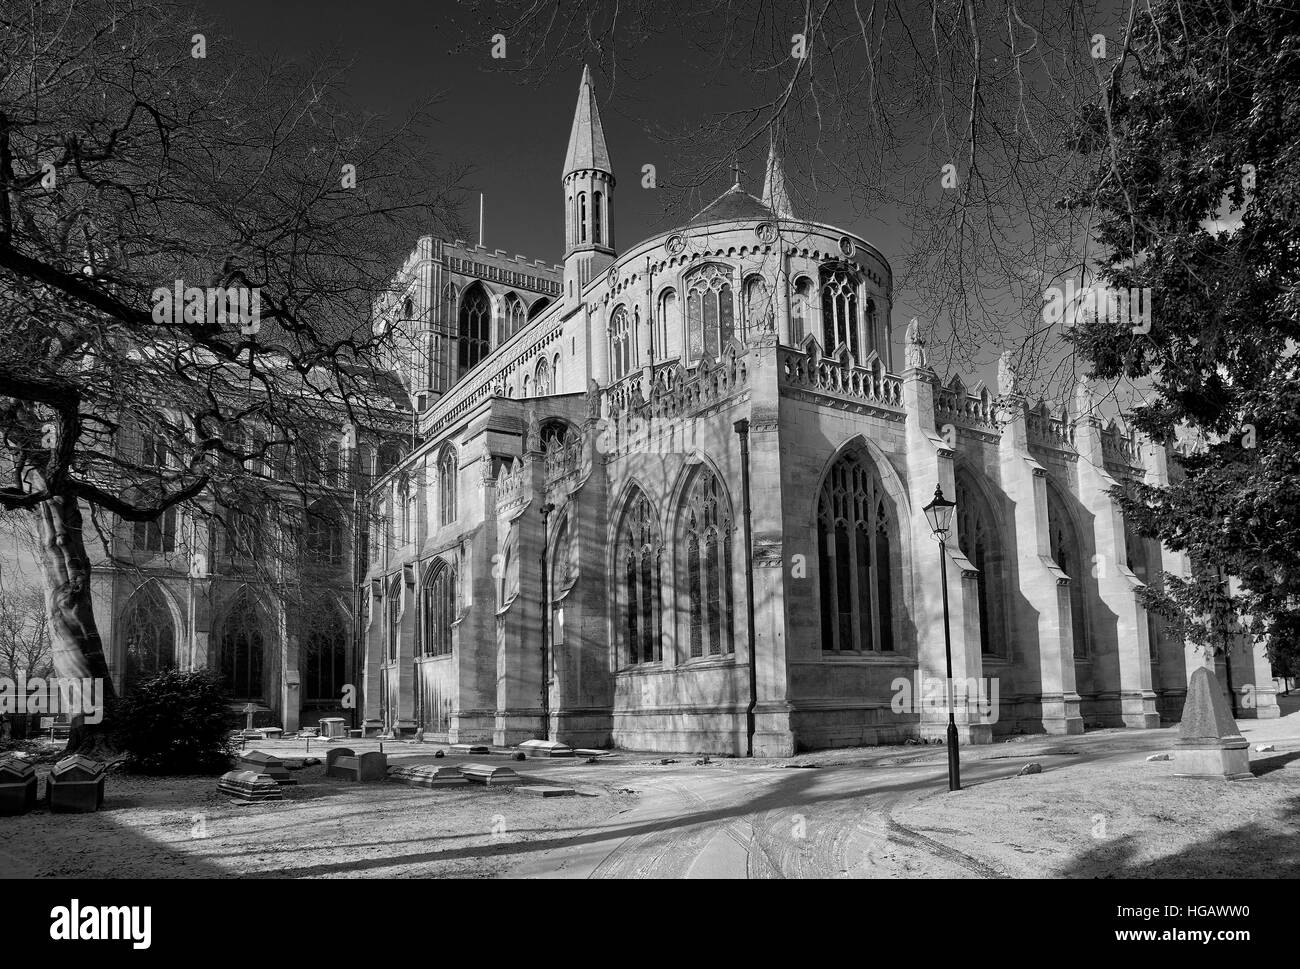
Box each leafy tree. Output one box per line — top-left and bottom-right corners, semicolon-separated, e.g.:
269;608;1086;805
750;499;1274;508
1066;0;1300;670
0;0;461;748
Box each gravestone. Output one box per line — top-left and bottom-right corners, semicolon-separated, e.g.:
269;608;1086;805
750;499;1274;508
361;719;383;738
387;765;468;788
517;740;575;758
237;750;296;785
460;763;523;786
47;755;106;813
354;751;388;782
0;754;37;815
218;770;284;803
449;743;491;755
318;718;347;740
325;746;355;777
515;785;576;798
326;748;387;782
1175;667;1252;780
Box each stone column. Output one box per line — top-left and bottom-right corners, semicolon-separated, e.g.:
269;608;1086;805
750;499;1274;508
902;345;989;743
361;578;383;727
450;458;500;743
493;449;546;747
1138;435;1190;716
590;302;609;386
746;333;794;756
1074;398;1158;728
998;394;1082;734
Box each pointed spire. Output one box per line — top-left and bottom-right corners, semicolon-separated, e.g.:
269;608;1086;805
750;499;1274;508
762;128;794;219
564;65;611;177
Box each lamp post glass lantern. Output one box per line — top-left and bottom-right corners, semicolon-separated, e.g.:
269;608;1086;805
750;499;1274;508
923;484;961;792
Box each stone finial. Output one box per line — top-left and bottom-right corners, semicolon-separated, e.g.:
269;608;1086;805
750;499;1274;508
1073;374;1095;419
904;318;928;369
527;408;541;451
997;350;1018;396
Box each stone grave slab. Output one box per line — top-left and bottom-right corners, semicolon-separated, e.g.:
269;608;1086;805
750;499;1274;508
237;750;296;785
515;785;576;798
460;763;523;786
218;770;284;803
449;743;492;755
0;754;38;816
47;755;106;813
318;718;348;740
517;739;575;758
387;765;468;788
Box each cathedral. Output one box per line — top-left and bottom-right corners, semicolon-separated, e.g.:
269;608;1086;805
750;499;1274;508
357;66;1279;754
86;67;1279;754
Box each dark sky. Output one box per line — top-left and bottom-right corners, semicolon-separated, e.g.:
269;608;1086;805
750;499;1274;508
192;0;904;282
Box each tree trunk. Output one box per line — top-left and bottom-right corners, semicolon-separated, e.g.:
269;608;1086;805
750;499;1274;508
33;495;116;753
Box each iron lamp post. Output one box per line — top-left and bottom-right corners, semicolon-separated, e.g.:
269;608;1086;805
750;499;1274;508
922;483;961;792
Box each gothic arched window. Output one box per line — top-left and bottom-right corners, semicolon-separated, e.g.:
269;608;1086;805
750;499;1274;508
1047;483;1089;658
956;473;1006;656
1125;516;1161;666
457;282;491;376
386;577;402;662
119;584;176;692
133;508;177;554
657;288;677;359
685;264;735;364
303;604;347;707
306;501;343;566
817;451;895;652
437;447;457;526
680;468;735;657
535;358;552;396
792;276;813;344
593;191;603;244
552;511;578;590
503;292;526;338
743;274;772;337
820;267;861;360
432;283;458;391
219;589;264;700
610;305;632;380
421;560;456;657
498;528;521;608
529;297;550;321
579;193;588;243
616;489;661;666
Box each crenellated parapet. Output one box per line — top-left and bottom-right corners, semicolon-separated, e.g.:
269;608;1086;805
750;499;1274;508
1100;420;1146;478
1025;399;1077;455
777;336;903;414
933;375;998;436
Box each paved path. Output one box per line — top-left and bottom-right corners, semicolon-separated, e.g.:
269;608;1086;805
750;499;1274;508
508;756;1037;878
507;707;1300;879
